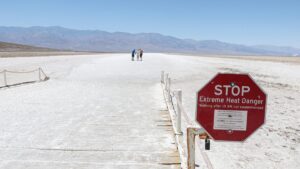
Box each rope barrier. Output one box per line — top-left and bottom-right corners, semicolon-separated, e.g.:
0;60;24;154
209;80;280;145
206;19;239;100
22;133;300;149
162;71;214;169
5;69;39;73
174;94;194;126
170;92;177;114
0;68;49;88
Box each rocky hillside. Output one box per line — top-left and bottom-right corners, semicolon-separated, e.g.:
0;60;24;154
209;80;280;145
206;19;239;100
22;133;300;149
0;41;55;52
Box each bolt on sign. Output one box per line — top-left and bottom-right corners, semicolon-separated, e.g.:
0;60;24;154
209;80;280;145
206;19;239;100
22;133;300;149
196;73;267;141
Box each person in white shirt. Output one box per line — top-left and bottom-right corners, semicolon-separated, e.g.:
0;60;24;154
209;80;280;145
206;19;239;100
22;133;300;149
136;49;140;61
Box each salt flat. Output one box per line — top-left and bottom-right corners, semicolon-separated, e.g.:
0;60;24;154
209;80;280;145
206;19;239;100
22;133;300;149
0;54;180;169
0;53;299;169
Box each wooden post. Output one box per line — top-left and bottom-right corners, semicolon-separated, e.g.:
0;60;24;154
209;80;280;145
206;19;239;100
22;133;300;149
187;127;206;169
167;77;171;102
168;77;171;92
175;90;183;135
38;68;41;81
165;73;169;91
161;71;164;84
3;70;7;86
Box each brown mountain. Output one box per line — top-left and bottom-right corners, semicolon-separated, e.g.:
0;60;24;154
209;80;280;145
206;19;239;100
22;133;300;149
0;41;55;52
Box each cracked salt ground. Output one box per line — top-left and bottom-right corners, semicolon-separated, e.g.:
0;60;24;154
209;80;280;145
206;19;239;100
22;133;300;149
0;53;299;169
0;54;181;169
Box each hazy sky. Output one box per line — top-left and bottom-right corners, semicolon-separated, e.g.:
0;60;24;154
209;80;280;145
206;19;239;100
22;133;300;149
1;0;299;47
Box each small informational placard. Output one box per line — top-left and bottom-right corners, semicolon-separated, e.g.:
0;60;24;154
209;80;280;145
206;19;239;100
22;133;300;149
213;109;247;131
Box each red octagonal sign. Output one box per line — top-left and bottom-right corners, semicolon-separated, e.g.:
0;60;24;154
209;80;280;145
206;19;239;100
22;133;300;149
196;73;267;141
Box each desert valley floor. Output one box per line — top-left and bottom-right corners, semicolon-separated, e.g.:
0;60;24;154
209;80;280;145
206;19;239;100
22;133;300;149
0;53;299;169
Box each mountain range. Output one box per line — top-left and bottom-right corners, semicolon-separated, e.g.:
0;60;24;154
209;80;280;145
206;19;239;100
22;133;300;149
0;26;299;56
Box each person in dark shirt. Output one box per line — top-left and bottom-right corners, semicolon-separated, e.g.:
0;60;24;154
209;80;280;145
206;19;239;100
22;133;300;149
140;49;144;61
131;49;136;61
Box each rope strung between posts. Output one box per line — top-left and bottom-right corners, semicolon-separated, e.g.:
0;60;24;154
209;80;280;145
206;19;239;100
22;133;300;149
0;67;49;88
169;91;177;114
162;71;214;169
5;69;40;74
173;93;195;126
0;68;40;73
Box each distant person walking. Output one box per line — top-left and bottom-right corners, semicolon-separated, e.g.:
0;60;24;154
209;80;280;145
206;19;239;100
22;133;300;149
140;49;144;61
131;49;136;61
136;49;140;61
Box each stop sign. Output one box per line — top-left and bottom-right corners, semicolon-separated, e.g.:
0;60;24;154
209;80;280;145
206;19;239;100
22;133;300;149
196;73;267;141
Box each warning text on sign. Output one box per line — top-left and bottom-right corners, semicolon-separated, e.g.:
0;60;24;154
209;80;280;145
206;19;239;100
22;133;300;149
213;109;248;131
